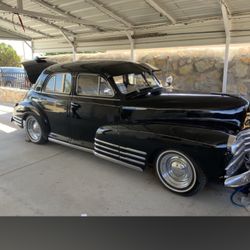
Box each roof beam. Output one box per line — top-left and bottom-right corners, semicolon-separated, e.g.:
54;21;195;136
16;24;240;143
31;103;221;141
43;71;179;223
35;17;76;36
17;0;23;10
85;0;133;28
0;1;117;32
0;25;31;40
2;2;76;37
60;30;77;61
0;16;54;38
31;0;121;31
219;0;231;16
144;0;176;24
221;1;231;93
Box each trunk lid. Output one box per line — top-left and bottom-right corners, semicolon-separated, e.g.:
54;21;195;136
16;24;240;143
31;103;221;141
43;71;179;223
22;58;57;84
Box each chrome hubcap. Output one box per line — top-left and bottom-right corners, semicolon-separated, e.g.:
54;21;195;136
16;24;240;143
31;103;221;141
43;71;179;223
27;117;41;142
158;151;195;191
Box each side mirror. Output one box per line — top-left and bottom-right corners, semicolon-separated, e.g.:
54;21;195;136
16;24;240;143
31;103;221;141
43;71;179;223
165;76;173;86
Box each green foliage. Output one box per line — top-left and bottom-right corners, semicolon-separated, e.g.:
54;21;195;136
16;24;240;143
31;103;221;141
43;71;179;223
0;43;21;67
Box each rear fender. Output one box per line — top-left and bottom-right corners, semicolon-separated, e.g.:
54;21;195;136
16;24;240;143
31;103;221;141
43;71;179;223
14;100;50;134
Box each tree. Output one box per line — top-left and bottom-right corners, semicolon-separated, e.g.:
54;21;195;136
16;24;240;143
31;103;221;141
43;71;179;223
0;43;21;67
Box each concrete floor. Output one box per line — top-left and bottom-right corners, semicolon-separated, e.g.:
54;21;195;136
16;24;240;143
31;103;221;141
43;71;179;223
0;103;248;216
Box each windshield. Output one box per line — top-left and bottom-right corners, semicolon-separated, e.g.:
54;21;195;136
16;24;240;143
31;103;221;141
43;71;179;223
113;72;160;95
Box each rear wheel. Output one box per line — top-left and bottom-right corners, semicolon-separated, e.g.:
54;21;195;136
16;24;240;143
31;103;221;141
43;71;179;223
155;150;207;196
25;115;47;144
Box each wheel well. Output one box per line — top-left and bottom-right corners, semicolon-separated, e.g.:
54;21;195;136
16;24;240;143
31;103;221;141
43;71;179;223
23;111;50;134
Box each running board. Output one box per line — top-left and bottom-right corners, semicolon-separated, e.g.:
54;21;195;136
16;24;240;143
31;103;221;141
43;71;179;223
48;137;144;172
48;137;93;153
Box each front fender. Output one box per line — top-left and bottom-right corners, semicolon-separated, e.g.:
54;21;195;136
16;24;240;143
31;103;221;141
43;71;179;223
96;123;231;178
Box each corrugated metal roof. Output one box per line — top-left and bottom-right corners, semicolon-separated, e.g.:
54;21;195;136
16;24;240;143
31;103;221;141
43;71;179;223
0;0;250;52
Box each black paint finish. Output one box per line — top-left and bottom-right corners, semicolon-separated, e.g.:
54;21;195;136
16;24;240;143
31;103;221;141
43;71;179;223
13;60;250;180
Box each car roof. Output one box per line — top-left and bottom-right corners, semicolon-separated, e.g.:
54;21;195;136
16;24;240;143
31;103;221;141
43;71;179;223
45;60;156;76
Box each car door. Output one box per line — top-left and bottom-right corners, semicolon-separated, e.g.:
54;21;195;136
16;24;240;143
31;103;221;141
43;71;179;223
70;73;120;149
38;72;72;141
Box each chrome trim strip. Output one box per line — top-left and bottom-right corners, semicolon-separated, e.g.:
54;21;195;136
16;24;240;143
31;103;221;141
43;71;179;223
120;146;147;155
94;143;119;153
94;147;119;158
120;151;146;160
226;148;250;171
13;120;22;126
122;106;148;111
95;138;147;155
120;156;145;165
94;152;143;172
48;137;93;153
13;116;22;121
94;138;119;148
13;118;22;124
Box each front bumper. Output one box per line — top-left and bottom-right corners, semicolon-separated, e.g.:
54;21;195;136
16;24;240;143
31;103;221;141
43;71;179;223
225;129;250;188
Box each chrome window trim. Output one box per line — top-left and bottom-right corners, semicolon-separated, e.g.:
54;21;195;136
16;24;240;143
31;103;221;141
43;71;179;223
72;95;120;102
43;72;72;95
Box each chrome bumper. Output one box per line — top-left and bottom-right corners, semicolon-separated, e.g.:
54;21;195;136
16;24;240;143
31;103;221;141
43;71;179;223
225;129;250;188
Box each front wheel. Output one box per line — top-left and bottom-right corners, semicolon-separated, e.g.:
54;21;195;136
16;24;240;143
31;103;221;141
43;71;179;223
155;150;207;196
25;115;47;144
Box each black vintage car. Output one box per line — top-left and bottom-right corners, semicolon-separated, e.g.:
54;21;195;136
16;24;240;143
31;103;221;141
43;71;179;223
12;59;250;196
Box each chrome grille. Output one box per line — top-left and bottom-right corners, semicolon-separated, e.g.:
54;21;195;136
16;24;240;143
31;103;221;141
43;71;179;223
94;138;147;167
225;129;250;178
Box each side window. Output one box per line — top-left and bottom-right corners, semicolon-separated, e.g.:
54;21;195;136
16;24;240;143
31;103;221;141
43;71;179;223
99;78;114;97
64;74;72;94
34;73;48;91
77;74;114;97
54;74;64;93
44;73;72;94
77;75;98;96
45;75;55;93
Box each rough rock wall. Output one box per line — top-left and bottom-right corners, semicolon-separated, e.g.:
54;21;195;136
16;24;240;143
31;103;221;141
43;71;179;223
0;87;27;104
47;46;250;100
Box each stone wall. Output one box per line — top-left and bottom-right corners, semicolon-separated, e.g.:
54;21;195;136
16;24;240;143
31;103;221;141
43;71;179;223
0;87;27;104
48;46;250;100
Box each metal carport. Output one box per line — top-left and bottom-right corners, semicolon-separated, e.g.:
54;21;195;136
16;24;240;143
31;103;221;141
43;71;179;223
1;0;250;92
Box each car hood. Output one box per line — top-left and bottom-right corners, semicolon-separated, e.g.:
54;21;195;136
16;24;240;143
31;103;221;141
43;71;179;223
22;58;57;84
122;92;249;133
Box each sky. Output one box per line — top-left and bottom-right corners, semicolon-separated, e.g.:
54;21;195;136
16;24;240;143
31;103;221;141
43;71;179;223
0;39;34;60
